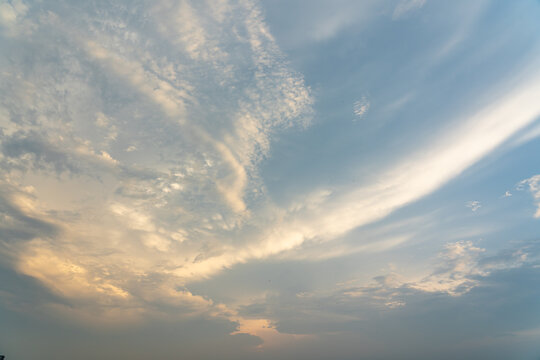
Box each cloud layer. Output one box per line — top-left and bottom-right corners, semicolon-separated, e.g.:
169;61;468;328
1;1;540;358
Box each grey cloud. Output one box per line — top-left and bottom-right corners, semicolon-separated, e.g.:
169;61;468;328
1;130;80;174
0;190;58;246
230;241;540;359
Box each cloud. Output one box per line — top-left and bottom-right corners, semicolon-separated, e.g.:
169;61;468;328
0;1;315;346
513;121;540;146
335;240;491;307
1;0;540;354
236;240;540;358
1;130;81;175
407;240;486;295
353;96;370;120
2;1;537;316
253;65;540;259
0;182;59;256
466;200;481;212
392;0;426;20
150;61;540;282
519;174;540;217
0;0;27;27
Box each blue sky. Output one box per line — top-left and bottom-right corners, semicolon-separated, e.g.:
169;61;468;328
1;0;540;359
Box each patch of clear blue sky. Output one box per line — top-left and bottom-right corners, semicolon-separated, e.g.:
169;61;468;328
260;0;540;205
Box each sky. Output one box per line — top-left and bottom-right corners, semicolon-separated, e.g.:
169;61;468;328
1;0;540;359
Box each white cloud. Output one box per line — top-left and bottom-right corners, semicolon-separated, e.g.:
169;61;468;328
466;200;481;212
408;240;486;296
353;96;370;120
338;239;537;315
519;175;540;218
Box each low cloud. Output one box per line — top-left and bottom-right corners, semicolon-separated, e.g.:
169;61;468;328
234;240;540;359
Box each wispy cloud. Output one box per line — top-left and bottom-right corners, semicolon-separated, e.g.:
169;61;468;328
392;0;426;20
466;200;481;212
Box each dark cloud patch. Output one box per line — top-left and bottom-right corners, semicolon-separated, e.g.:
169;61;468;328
0;193;58;246
1;130;80;175
0;263;65;310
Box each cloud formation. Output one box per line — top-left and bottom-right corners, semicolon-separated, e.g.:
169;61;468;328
1;1;540;357
2;0;540;325
0;0;313;331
